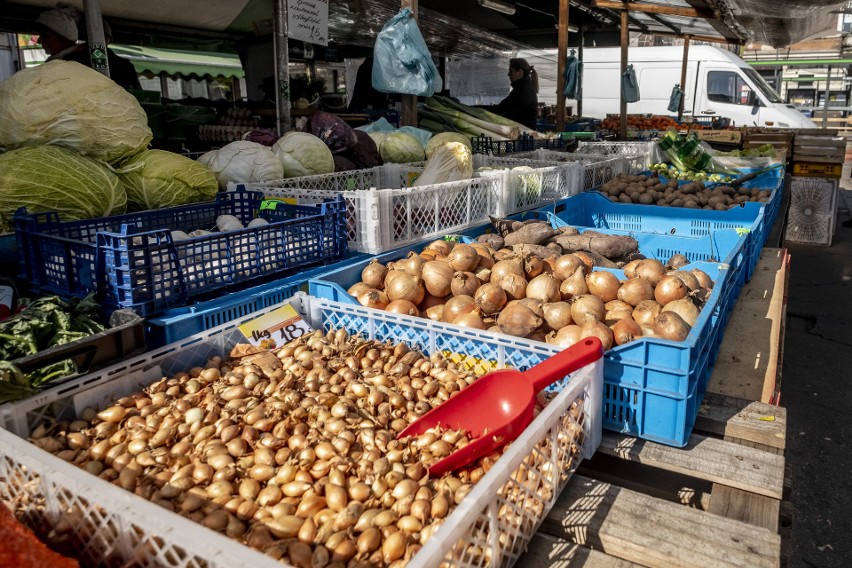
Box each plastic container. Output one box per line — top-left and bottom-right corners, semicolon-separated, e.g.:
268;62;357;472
576;140;662;169
0;293;602;568
14;189;347;316
470;133;566;155
510;150;642;191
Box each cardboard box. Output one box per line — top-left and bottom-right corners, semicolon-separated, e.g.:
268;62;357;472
696;130;742;144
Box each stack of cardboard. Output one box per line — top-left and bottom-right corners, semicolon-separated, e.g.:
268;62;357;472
791;129;845;179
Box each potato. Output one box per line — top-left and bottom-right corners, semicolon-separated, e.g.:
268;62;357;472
672;198;684;207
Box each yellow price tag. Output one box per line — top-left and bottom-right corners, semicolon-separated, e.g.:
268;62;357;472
239;304;312;348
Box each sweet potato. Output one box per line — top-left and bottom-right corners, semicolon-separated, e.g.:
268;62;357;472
511;243;560;259
503;222;559;246
552;233;639;261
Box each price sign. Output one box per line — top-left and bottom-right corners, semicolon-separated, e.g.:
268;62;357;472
287;0;329;46
239;304;312;349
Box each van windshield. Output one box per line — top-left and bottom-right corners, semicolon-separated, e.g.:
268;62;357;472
742;68;783;104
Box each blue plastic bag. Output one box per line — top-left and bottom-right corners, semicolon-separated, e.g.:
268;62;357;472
621;64;640;103
667;84;683;113
372;8;443;97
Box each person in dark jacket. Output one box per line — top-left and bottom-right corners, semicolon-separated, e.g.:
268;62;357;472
491;58;539;130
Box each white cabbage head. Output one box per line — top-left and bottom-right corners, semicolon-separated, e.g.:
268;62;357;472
272;132;335;178
198;141;284;189
119;150;219;211
0;61;152;164
379;132;426;163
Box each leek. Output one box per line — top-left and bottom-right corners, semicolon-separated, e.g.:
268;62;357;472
425;98;520;139
430;95;543;138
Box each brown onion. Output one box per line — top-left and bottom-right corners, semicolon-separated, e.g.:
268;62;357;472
526;330;548;342
654;312;691;341
560;266;588;299
474;267;492;285
547;325;583;348
605;310;633;325
524;255;545;279
670;270;699;292
451;272;481;297
422;261;454;297
385;300;419;316
425;304;445;321
451;310;487;330
552;254;585;280
498;273;527;301
542;302;573;330
491;258;524;283
386;272;425;304
605;299;634;313
517;298;544;318
573;252;595;273
654;275;687;306
361;260;388;289
397;252;425;276
493;248;513;261
580;320;614;351
635;259;666;286
570;294;605;324
585;271;620;302
632;300;662;326
690;269;714;289
470;244;495;269
662;298;700;327
357;289;389;310
666;254;689;269
419;249;439;261
443;295;476;323
497;304;543;337
447;244;479;272
426;239;454;256
617;277;655;307
384;270;408;288
611;317;642;346
474;284;507;315
623;259;642;279
526;273;561;303
419;293;447;310
348;282;372;298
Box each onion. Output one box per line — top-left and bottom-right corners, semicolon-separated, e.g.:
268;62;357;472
447;244;479;272
666;253;689;269
580;320;614;351
498;273;527;301
654;275;688;306
635;259;666;286
573;252;595;273
611;317;642;346
361;260;388;289
517;298;544;318
526;273;561;303
384;270;408;288
617;277;654;307
474;266;492;285
547;325;583;348
585;271;620;302
552;254;585;280
419;293;447;310
559;266;588;299
474;284;507;315
357;289;389;310
470;244;495;269
671;270;700;291
451;272;481;297
605;299;634;313
542;302;573;330
421;261;454;297
605;310;633;325
419;249;439;261
526;330;548;342
397;252;425;276
654;312;691;342
386;272;425;304
523;254;545;279
623;259;642;279
451;310;487;330
426;239;454;256
425;304;444;321
661;298;700;327
493;249;513;261
348;282;372;298
497;304;543;337
385;300;419;316
632;300;662;326
491;258;524;284
443;295;476;323
690;269;714;289
570;294;605;324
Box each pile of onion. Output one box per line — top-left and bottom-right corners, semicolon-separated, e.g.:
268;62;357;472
350;242;714;351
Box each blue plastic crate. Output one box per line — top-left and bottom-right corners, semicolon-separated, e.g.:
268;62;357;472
14;189;348;316
309;225;740;446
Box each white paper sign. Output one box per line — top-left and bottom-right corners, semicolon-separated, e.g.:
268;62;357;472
288;0;329;46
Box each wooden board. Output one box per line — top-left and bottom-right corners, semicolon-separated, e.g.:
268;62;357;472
695;130;742;144
523;533;644;567
793;135;845;147
707;248;788;402
539;475;781;568
695;392;787;449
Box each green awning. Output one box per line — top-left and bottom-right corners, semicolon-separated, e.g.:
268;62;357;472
110;44;244;80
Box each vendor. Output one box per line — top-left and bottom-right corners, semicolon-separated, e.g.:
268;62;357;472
488;58;539;130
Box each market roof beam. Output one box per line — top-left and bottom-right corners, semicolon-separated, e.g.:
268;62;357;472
645;12;681;35
591;0;715;19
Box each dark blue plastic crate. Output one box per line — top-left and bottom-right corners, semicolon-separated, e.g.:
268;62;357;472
14;189;348;316
471;133;565;156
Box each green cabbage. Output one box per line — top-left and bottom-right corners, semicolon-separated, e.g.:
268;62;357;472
0;146;127;231
413;142;473;187
272;132;335;178
367;132;389;150
0;61;152;164
425;132;472;159
119;150;219;211
379;132;426;163
198;141;285;189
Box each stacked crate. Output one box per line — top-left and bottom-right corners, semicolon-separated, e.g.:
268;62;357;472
791;129;845;179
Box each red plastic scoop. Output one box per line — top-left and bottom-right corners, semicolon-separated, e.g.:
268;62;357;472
397;337;603;476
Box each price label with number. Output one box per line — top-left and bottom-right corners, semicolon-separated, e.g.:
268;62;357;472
238;304;313;349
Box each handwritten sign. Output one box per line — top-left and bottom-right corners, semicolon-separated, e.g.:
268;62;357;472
238;303;312;349
288;0;329;46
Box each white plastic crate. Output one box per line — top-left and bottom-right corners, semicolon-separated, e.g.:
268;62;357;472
0;293;602;568
577;140;661;170
785;176;839;246
511;150;636;191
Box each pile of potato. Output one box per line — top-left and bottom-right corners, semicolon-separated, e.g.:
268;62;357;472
599;173;772;210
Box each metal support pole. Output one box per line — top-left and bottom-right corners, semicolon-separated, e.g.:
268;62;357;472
619;7;629;139
577;24;584;117
82;0;109;77
401;0;419;127
556;0;569;131
678;35;690;122
822;65;831;129
273;0;291;136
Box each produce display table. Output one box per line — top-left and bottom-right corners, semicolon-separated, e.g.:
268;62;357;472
520;248;790;567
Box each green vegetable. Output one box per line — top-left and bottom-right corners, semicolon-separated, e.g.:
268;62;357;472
379;132;426;163
511;166;543;205
119;149;218;211
272;131;335;178
198;141;285;189
0;146;127;232
413;142;473;187
425;132;472;159
0;60;152;164
424;97;520;140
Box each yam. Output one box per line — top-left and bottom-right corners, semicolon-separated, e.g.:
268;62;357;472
476;233;505;250
503;223;559;246
558;226;580;236
511;243;559;259
488;216;516;237
552;233;639;260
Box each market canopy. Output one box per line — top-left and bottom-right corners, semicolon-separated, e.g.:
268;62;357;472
110;45;244;80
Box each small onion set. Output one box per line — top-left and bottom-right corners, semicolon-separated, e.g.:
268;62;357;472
351;240;715;351
28;329;586;568
599;173;772;210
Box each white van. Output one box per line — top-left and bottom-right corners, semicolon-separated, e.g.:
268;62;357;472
516;45;816;129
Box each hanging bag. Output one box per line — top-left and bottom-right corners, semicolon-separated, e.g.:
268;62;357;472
372;8;443;97
563;49;583;99
621;64;640;103
667;83;684;113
